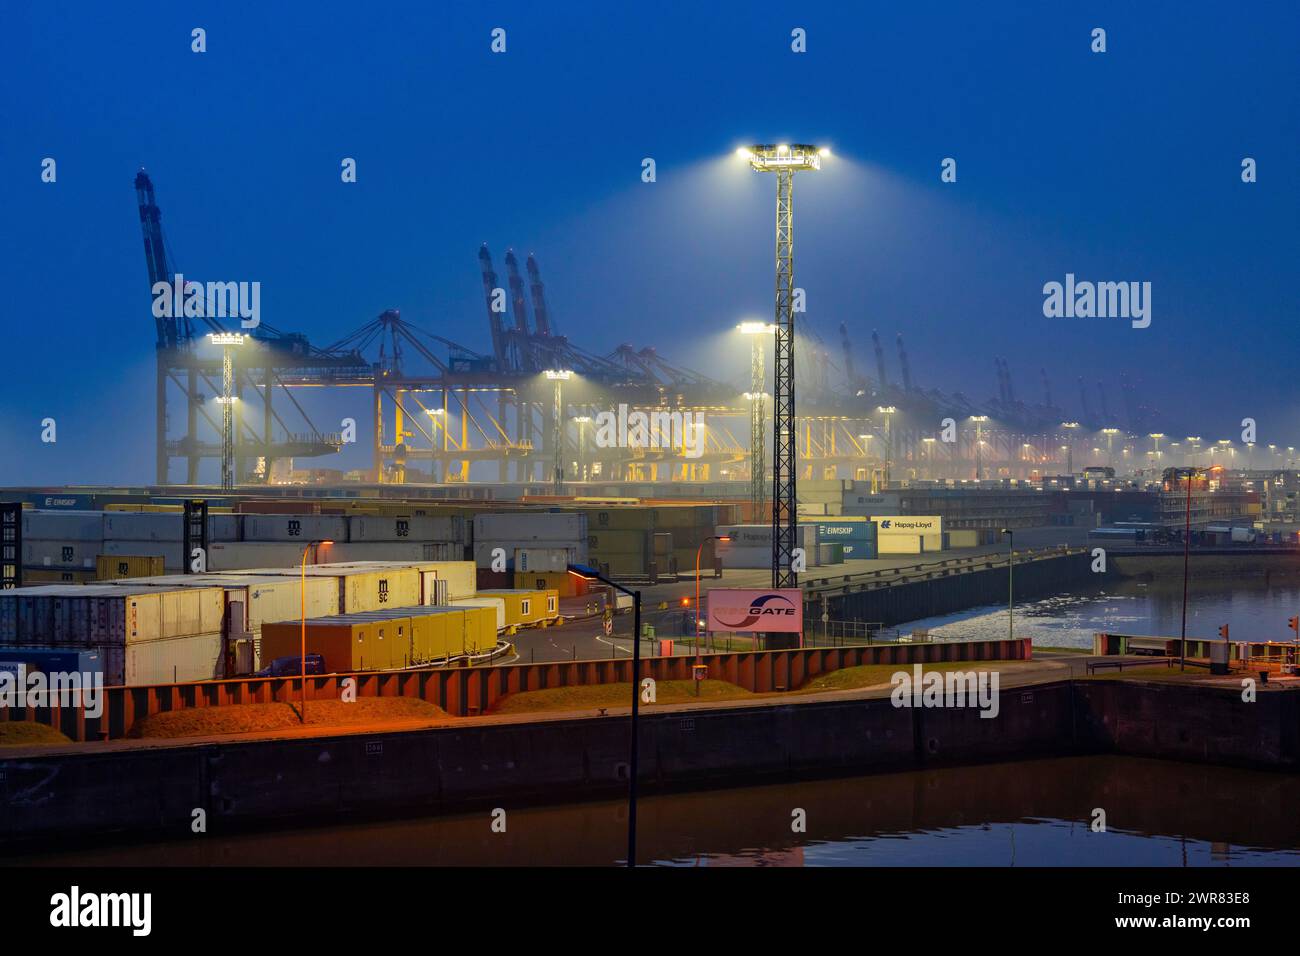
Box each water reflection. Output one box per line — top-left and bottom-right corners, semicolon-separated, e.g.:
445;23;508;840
904;575;1300;649
12;756;1300;867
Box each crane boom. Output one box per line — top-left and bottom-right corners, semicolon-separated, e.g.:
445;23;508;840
504;249;535;372
1097;381;1111;424
896;333;912;392
525;253;553;337
478;244;510;371
135;169;182;349
871;329;889;388
839;322;858;390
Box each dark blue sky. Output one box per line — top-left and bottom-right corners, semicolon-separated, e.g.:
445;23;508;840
4;0;1297;484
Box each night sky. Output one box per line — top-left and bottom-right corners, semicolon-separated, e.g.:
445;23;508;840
4;0;1297;484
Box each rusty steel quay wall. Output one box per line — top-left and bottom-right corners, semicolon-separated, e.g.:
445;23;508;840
1;639;1031;743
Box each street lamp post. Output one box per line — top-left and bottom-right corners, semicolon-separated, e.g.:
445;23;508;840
299;539;331;723
569;563;641;867
209;333;246;490
572;415;590;483
426;407;447;481
1175;467;1208;672
738;322;775;519
1102;427;1120;469
544;370;573;494
1000;529;1014;643
971;417;989;480
877;406;897;485
1061;422;1080;475
694;535;730;655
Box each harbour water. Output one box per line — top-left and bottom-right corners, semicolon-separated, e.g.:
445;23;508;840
900;574;1300;649
12;755;1300;866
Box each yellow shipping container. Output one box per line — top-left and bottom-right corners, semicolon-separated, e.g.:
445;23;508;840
476;589;558;627
261;615;409;672
465;605;496;652
21;567;96;584
410;609;455;661
513;570;580;597
262;604;500;672
96;554;166;580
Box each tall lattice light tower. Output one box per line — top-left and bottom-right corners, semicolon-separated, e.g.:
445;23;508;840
544;369;572;493
738;144;827;590
738;321;774;519
209;333;245;490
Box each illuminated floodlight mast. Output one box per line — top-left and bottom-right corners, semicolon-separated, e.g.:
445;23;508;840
544;370;573;493
208;333;246;490
739;144;827;592
737;321;776;517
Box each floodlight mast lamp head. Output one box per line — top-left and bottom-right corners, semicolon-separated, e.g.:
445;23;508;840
737;144;825;172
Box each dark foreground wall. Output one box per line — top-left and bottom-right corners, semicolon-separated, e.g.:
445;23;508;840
4;678;1296;849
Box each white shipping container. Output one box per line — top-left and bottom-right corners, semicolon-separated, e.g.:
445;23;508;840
474;512;587;545
103;512;183;543
323;541;459;563
23;540;98;568
515;547;572;573
207;541;313;571
450;597;506;632
242;514;349;543
23;510;104;542
414;561;476;601
347;514;463;543
125;632;225;685
0;584;224;645
212;565;422;615
209;514;243;541
98;572;340;634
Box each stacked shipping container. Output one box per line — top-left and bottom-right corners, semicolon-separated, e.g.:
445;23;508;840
0;584;226;685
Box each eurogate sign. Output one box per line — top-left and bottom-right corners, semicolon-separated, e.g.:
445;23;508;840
706;588;803;633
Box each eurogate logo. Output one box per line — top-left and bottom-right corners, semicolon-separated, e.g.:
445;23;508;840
714;593;797;628
705;588;803;634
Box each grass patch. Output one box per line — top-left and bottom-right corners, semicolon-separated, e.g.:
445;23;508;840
0;722;73;747
131;697;451;739
1035;645;1091;655
490;679;753;714
798;660;1018;694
